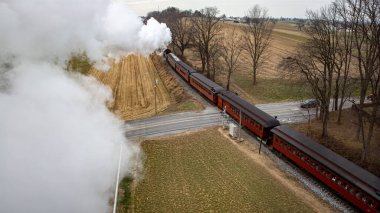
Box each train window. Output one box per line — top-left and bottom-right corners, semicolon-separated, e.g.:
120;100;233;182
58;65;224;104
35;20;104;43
368;199;374;208
315;165;319;170
301;156;305;161
355;192;361;199
331;176;337;182
361;196;367;203
306;158;311;164
344;183;349;191
326;172;331;177
350;188;355;195
337;179;342;185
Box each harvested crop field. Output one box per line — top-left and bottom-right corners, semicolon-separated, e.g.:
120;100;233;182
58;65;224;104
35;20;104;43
131;128;331;212
89;55;171;120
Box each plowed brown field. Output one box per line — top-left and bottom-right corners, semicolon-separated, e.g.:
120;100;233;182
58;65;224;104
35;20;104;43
89;55;171;120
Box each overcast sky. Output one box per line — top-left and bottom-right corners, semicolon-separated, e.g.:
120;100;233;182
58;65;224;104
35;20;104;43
126;0;333;18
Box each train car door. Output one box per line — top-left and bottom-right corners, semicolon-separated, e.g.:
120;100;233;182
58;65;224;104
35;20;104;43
217;95;223;109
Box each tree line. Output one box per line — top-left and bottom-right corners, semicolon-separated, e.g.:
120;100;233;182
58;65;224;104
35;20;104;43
280;0;379;163
146;5;273;90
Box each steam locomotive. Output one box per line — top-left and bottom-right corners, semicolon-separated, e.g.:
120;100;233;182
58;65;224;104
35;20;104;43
163;49;380;212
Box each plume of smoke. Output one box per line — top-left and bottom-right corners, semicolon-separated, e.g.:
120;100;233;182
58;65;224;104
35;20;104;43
0;0;171;212
0;0;171;63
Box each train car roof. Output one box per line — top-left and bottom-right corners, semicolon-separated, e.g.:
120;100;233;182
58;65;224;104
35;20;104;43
190;72;224;93
177;61;197;73
168;53;181;62
271;125;380;200
218;91;280;128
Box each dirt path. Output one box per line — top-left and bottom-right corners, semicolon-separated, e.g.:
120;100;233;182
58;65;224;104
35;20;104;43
217;128;335;213
89;55;171;120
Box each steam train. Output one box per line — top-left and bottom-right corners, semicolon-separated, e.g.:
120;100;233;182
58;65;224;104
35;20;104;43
163;49;380;212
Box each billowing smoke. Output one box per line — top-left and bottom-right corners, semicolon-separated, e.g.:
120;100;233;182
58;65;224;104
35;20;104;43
0;0;171;213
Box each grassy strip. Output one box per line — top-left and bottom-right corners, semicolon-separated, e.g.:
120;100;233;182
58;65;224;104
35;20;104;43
161;98;204;115
233;73;313;103
132;128;313;212
117;176;134;213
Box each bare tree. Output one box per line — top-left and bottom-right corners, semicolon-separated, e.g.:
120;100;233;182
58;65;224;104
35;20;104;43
280;5;342;138
152;7;192;57
161;8;192;57
242;5;274;85
333;0;355;123
347;0;380;162
220;27;243;91
209;38;223;81
296;21;305;31
170;17;192;57
192;7;223;78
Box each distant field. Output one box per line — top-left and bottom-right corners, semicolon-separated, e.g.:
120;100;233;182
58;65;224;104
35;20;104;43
229;75;312;104
184;21;313;103
132;128;314;212
230;21;311;103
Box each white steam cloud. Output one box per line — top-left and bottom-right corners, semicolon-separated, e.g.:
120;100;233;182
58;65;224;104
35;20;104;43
0;0;171;213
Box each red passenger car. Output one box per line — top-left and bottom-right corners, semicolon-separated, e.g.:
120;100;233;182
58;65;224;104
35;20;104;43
189;73;224;104
271;125;380;212
176;61;196;82
217;91;280;140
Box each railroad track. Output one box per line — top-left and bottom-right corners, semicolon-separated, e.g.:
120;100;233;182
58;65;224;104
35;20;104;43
274;153;357;212
245;130;358;212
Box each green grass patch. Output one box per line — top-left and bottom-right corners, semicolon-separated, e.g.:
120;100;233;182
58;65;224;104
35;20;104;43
174;99;203;111
233;73;313;103
65;52;93;75
272;29;308;43
274;21;299;31
117;176;134;213
132;128;314;212
160;99;204;115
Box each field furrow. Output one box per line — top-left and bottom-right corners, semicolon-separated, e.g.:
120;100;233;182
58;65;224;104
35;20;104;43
89;54;171;120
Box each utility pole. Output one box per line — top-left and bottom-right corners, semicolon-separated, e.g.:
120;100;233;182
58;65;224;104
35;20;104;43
239;106;242;142
154;78;158;115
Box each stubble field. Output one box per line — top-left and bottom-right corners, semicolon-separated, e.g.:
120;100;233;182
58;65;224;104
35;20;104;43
89;55;171;120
